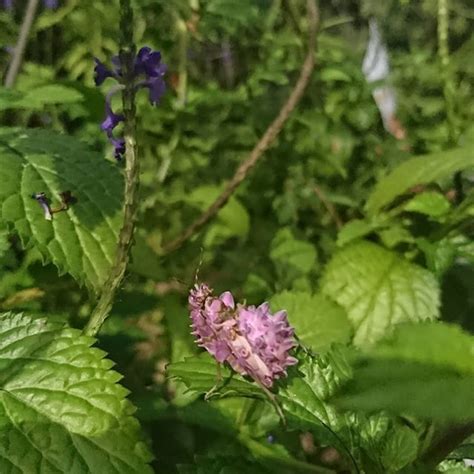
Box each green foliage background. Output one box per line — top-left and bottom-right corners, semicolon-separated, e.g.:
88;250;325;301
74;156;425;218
0;0;473;472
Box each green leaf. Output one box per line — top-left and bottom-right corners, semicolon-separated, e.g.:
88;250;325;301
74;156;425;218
242;437;335;473
270;228;317;284
167;352;263;399
278;349;417;472
416;238;458;277
366;148;474;215
337;219;377;247
320;68;352;82
270;291;352;352
277;348;351;431
320;241;440;347
380;426;419;472
0;128;123;291
186;185;250;245
404;191;451;217
0;85;83;110
178;455;266;474
0;312;152;473
334;322;474;421
361;322;474;373
377;225;414;248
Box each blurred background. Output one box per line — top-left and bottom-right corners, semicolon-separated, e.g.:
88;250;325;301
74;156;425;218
1;0;473;471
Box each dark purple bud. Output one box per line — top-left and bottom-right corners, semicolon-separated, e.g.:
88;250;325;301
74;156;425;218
110;137;125;161
135;47;165;77
144;76;166;105
94;58;115;86
100;92;125;161
101;108;124;133
32;192;52;221
3;0;13;9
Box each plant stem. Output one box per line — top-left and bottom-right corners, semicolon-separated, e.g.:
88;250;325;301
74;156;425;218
4;0;40;88
438;0;456;143
85;0;138;336
176;15;188;107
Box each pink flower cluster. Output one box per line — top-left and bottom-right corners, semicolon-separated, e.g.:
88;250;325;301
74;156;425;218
189;283;298;388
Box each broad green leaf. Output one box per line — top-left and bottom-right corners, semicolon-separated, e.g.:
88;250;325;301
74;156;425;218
334;322;474;421
337;219;377;247
167;352;263;399
380;426;419;472
0;398;153;473
277;348;351;431
363;322;474;374
242;437;335;473
0;312;125;435
278;350;418;473
177;455;267;474
270;228;317;284
336;361;474;422
270;291;352;352
320;241;440;347
366;147;474;215
0;85;83;110
404;191;451;217
417;238;458;276
0;312;152;473
377;225;414;248
0;128;123;291
320;68;352;82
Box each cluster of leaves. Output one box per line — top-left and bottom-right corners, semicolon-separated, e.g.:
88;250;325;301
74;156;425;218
0;0;473;473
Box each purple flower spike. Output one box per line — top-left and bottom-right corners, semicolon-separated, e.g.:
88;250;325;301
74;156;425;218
101;102;124;133
93;45;166;160
100;93;125;160
145;75;167;105
94;58;115;86
189;283;298;388
135;47;166;77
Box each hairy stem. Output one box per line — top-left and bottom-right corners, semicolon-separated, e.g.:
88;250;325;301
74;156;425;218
85;0;138;336
176;14;188;107
4;0;39;88
438;0;456;143
163;0;319;253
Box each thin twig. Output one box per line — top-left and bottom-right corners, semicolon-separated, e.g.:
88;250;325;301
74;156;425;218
313;185;343;230
4;0;40;88
85;0;138;336
163;0;319;253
